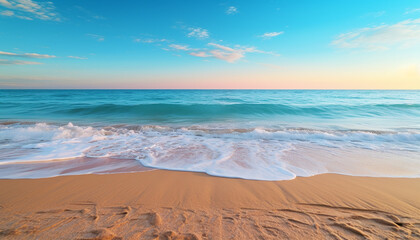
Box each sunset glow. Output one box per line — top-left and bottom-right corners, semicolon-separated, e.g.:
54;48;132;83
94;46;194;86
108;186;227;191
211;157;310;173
1;0;419;89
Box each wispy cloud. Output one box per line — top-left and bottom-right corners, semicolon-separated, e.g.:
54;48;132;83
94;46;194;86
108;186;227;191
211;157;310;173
0;0;59;21
134;38;167;43
0;9;13;16
0;51;55;58
86;34;105;41
259;31;284;39
204;43;245;63
68;56;87;60
226;6;238;15
169;44;190;51
188;43;278;63
0;9;29;19
332;18;420;50
0;59;41;65
189;51;210;58
187;27;209;39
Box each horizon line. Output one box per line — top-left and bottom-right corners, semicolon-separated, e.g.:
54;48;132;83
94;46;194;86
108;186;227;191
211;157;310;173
0;88;419;91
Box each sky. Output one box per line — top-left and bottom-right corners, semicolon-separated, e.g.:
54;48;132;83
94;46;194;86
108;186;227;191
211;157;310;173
0;0;420;89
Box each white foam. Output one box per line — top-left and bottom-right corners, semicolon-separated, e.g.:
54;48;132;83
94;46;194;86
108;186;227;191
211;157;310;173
0;123;419;180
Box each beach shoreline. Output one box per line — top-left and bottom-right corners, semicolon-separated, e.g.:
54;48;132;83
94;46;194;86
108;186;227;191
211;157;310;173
1;170;420;239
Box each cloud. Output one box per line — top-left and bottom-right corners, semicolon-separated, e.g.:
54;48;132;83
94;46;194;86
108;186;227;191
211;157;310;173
332;18;420;50
0;9;13;16
259;32;284;39
226;6;238;15
189;51;210;58
207;50;243;63
0;0;59;21
169;44;190;51
0;51;55;58
86;34;105;41
187;27;209;39
0;59;41;65
0;9;30;19
134;38;167;43
188;43;277;63
68;56;87;60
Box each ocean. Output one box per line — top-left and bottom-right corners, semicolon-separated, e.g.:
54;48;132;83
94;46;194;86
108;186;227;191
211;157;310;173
0;90;419;180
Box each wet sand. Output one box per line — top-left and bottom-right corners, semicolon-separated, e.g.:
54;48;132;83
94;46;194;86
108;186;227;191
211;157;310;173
0;170;420;239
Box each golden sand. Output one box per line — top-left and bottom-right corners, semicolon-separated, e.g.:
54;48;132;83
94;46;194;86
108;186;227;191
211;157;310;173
0;170;420;239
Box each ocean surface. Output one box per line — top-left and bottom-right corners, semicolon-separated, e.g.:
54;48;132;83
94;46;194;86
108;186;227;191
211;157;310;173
0;90;419;180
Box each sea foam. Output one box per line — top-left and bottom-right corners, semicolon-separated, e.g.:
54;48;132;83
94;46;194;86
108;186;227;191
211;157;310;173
0;122;419;180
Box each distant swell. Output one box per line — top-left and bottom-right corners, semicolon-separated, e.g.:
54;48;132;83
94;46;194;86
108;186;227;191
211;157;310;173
54;103;420;118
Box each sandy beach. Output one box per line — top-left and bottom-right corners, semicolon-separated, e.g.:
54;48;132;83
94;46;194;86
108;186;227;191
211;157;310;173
1;170;420;239
2;0;420;237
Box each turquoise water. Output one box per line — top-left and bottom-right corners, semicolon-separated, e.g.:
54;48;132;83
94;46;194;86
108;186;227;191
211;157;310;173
1;90;419;128
0;90;419;179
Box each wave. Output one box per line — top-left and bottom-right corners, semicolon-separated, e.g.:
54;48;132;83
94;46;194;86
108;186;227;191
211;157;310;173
52;103;420;119
0;122;419;180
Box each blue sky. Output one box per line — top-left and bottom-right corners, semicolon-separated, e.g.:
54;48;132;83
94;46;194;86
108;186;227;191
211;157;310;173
1;0;420;89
